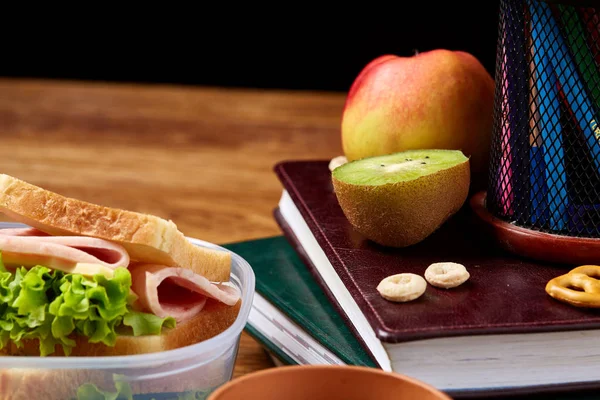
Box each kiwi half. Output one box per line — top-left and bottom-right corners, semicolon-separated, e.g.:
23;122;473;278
332;149;470;247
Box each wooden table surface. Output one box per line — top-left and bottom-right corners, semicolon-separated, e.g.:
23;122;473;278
0;78;345;377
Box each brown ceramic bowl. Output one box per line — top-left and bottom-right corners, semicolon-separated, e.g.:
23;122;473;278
207;365;451;400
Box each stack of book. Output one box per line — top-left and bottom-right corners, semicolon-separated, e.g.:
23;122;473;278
232;159;600;399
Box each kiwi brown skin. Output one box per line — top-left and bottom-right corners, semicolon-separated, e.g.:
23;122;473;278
332;159;470;248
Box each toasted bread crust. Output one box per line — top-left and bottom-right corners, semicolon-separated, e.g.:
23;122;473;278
0;174;231;282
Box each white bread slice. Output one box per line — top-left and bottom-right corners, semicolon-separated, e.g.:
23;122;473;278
6;298;241;357
0;174;231;282
0;300;241;399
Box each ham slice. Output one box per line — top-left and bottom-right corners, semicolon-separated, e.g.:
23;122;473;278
0;228;238;322
129;263;240;322
0;227;50;237
0;228;130;275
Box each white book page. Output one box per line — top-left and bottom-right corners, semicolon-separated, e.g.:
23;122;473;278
247;293;345;366
278;190;392;371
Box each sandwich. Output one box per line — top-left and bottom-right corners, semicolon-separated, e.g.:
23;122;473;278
0;173;242;357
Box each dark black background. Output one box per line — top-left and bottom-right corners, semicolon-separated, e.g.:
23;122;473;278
0;3;501;92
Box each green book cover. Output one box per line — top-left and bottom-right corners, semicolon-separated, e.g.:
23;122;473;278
223;235;377;368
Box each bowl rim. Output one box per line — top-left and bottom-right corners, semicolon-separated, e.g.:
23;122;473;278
0;222;256;369
207;365;453;400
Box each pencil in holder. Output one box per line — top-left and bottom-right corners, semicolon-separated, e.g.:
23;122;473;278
474;0;600;265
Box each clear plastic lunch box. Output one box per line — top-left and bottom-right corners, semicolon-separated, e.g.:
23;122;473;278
0;222;256;400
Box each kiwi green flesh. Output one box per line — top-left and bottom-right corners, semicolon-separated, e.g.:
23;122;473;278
333;149;468;186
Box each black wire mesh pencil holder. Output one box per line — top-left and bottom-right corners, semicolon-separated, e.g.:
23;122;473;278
473;0;600;264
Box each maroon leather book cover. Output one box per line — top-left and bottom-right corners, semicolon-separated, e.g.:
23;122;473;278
273;160;600;344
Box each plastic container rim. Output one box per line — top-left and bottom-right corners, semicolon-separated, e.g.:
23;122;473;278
0;222;256;369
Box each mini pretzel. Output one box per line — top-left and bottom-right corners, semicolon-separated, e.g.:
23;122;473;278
546;265;600;308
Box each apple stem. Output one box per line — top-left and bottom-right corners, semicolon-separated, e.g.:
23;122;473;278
414;49;420;55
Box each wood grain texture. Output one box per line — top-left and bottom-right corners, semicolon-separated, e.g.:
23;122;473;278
0;78;346;377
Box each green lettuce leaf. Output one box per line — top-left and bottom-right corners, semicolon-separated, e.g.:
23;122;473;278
74;374;214;400
123;312;176;336
76;376;133;400
0;252;176;356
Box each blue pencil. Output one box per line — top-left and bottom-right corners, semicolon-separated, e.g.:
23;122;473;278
532;1;600;174
530;146;548;225
530;1;569;231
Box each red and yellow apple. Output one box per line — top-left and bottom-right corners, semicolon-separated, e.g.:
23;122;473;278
341;50;495;190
